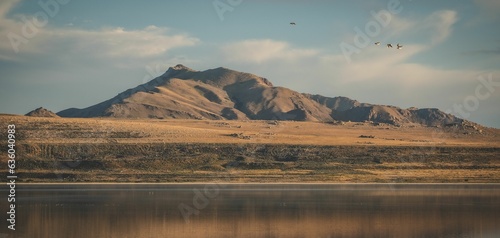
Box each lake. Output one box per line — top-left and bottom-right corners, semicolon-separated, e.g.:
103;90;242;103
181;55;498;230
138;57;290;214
2;184;499;238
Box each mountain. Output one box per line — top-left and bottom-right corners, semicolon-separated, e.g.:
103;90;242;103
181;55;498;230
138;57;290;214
26;107;59;118
57;64;466;126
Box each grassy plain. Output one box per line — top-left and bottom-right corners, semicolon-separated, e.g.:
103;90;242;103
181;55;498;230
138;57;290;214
1;114;499;183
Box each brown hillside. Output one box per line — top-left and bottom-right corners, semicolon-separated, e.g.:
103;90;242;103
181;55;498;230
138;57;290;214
25;107;59;118
57;64;468;127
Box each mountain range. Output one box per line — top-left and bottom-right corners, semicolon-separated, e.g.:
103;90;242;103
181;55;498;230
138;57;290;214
57;64;465;127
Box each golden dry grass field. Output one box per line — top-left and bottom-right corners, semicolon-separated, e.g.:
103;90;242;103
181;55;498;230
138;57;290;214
1;114;499;183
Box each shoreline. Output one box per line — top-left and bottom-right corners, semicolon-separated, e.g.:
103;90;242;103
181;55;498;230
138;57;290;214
13;182;500;185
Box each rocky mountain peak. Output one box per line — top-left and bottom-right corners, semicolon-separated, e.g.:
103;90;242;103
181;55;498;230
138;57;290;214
171;64;195;71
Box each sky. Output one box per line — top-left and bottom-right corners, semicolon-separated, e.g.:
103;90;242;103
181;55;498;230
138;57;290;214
0;0;499;128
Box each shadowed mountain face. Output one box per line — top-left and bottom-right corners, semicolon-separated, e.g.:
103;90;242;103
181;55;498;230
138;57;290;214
57;64;464;126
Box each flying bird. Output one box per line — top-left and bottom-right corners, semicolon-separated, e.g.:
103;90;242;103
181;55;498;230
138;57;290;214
375;42;381;45
387;44;393;48
290;22;296;25
397;44;403;49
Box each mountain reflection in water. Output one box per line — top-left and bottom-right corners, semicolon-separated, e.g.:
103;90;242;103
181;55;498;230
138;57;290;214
6;184;500;238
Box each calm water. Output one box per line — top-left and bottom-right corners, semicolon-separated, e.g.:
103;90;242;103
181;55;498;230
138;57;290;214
1;184;499;238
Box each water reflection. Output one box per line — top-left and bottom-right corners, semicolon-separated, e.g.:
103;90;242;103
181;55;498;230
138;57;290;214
3;184;499;238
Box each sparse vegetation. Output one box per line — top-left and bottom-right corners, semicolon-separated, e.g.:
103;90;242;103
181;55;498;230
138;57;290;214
1;115;499;183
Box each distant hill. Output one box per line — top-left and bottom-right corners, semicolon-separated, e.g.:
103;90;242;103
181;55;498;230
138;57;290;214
58;64;467;127
26;107;59;118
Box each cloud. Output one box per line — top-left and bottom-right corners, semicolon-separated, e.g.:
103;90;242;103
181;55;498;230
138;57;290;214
334;44;427;83
1;24;199;61
387;10;458;45
425;10;458;44
50;25;199;59
221;39;318;64
0;2;200;62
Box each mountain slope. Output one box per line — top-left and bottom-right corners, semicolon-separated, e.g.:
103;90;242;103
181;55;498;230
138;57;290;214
26;107;59;118
58;64;467;126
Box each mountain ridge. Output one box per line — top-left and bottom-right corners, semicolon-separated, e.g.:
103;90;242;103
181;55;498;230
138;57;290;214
57;64;470;127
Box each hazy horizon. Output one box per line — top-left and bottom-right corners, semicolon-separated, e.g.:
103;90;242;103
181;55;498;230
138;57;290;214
0;0;499;127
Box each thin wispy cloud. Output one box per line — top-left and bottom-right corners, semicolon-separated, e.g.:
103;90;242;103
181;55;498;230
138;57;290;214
384;10;458;46
0;2;200;62
426;10;458;45
222;39;318;64
51;26;199;59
